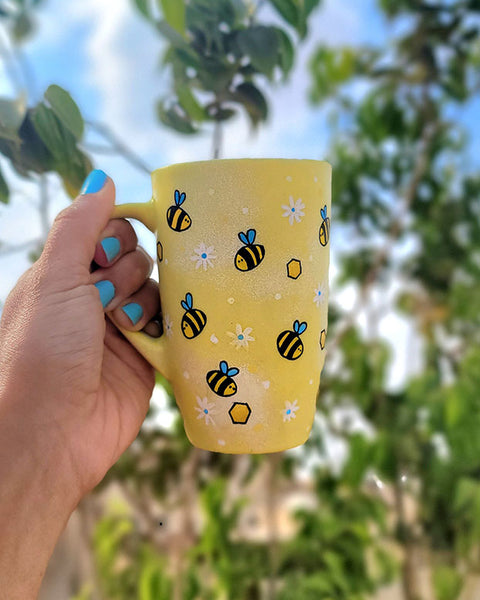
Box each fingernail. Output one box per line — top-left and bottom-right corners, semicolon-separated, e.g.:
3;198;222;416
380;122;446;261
81;169;107;195
101;237;120;262
122;302;143;325
94;280;115;308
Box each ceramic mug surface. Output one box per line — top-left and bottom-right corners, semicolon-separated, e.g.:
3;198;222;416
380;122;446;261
112;158;331;454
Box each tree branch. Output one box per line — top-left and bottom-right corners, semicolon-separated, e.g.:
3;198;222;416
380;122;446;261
84;121;153;175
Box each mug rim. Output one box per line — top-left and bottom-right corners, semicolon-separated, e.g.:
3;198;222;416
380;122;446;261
152;157;331;175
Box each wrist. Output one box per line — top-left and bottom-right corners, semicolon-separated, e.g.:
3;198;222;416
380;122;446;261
0;393;79;599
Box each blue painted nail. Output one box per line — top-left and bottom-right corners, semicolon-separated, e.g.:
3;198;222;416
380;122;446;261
122;302;143;325
94;280;115;308
101;237;120;262
81;169;107;195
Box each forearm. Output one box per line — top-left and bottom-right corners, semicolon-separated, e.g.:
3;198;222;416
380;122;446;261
0;398;78;600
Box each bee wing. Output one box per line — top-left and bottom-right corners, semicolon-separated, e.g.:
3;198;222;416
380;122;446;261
321;206;327;219
220;360;228;374
185;292;193;308
238;232;248;245
175;189;180;205
180;192;186;204
293;319;300;332
298;322;308;334
247;229;256;244
181;300;189;310
227;368;239;376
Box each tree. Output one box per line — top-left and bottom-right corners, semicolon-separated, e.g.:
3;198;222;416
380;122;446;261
307;1;480;599
132;0;320;158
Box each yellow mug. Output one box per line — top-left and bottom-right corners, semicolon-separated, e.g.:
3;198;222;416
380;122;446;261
112;159;331;454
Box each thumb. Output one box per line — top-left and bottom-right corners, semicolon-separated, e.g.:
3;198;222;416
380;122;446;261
42;170;115;272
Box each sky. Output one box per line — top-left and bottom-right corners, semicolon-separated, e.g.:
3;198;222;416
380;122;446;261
0;0;478;471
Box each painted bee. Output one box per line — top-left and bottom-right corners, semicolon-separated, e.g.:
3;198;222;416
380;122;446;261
277;320;308;360
235;229;265;272
206;360;239;397
180;293;207;339
167;189;192;232
319;205;330;247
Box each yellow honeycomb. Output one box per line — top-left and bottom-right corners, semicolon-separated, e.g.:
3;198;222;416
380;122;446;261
287;258;302;279
320;329;326;350
229;402;251;424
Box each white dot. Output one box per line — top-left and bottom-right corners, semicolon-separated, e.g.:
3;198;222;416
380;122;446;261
262;381;270;389
314;176;318;182
210;334;219;344
242;207;249;214
309;255;313;262
227;297;235;304
165;258;169;265
275;293;281;300
309;379;314;385
183;371;190;379
218;439;226;446
286;175;292;182
209;188;215;195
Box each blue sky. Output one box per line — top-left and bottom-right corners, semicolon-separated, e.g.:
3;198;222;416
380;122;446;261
0;0;385;289
0;0;478;431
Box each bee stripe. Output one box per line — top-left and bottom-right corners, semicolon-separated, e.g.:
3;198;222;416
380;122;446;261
195;310;207;327
179;213;190;231
171;208;182;230
285;337;302;358
253;244;265;262
244;246;258;269
207;372;217;385
184;310;205;334
213;375;227;393
278;331;294;354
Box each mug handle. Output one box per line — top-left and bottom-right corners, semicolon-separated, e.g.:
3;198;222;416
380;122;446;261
108;199;171;381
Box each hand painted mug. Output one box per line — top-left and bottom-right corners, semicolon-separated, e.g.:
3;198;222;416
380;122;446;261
112;159;331;454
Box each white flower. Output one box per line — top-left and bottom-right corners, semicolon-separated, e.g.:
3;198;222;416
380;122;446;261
282;196;305;225
195;396;217;426
282;399;299;423
227;324;255;349
313;284;326;307
191;242;217;270
164;313;173;337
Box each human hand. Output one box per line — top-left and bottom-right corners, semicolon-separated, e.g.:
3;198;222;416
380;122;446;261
0;170;161;598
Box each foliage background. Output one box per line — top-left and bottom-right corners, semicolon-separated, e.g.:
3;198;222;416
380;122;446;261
1;1;480;599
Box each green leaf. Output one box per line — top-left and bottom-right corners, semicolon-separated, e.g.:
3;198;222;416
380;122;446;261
432;565;463;600
275;27;294;77
211;107;236;121
44;84;84;140
309;46;356;103
0;162;9;203
269;0;298;27
157;100;198;134
342;434;372;486
31;103;91;197
185;0;237;33
0;94;26;142
157;19;196;52
132;0;151;20
176;84;206;122
229;82;268;127
236;26;279;78
12;11;32;42
0;108;53;176
158;0;185;33
297;0;323;38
